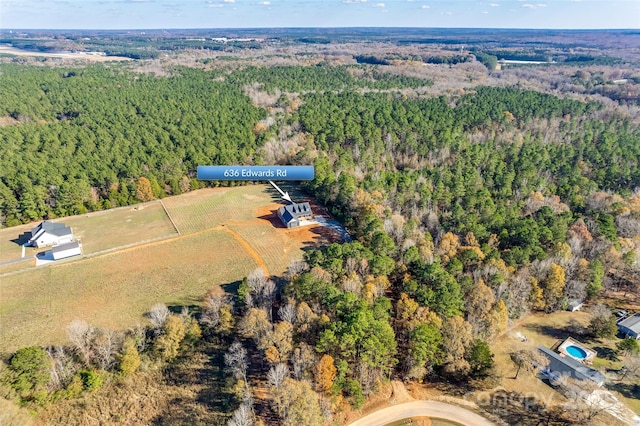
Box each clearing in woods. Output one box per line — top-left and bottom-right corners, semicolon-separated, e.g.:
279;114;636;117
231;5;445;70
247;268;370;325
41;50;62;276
0;184;339;353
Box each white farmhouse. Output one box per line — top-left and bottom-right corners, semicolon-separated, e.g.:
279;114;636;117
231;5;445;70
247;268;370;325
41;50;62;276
277;202;313;228
28;221;74;248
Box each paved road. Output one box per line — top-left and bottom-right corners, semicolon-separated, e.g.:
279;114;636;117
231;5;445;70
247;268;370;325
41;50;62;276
348;401;496;426
0;255;33;267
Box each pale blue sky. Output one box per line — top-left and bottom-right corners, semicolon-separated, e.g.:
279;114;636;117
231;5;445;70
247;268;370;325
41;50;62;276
1;0;638;29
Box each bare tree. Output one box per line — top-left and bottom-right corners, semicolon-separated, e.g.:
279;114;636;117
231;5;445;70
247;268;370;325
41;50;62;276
341;274;362;294
93;328;123;371
129;323;148;353
246;268;277;312
616;214;640;239
278;301;296;324
225;341;249;385
554;375;613;422
319;396;333;421
201;293;229;328
285;260;308;281
291;343;316;380
506;272;532;318
384;214;406;246
46;346;76;390
66;319;96;366
345;257;359;275
620;355;640;382
248;268;268;295
267;363;289;390
262;279;277;318
588;304;617;338
510;349;547;379
227;402;254;426
564;279;587;301
148;303;170;328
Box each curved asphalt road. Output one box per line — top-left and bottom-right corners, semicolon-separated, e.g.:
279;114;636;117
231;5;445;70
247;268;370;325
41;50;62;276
348;401;496;426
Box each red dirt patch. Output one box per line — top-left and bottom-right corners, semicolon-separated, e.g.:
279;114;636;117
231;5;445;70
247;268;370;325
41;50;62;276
254;204;287;228
255;203;346;245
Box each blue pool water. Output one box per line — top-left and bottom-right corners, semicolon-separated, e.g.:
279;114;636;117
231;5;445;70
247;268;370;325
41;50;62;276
566;345;587;359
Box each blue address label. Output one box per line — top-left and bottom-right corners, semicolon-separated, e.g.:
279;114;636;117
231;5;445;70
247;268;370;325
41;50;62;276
197;165;315;181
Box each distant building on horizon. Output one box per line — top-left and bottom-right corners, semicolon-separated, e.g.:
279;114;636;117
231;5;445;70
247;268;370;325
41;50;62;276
277;202;312;228
28;221;73;248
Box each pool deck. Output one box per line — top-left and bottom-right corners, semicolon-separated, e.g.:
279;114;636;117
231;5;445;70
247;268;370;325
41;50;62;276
557;336;596;362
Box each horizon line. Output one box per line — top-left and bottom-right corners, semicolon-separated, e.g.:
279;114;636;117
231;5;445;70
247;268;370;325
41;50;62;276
3;26;639;32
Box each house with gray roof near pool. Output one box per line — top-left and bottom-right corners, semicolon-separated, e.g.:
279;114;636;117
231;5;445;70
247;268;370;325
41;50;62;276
538;345;605;386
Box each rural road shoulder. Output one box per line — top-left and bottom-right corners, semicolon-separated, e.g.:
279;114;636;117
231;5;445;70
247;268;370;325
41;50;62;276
347;400;496;426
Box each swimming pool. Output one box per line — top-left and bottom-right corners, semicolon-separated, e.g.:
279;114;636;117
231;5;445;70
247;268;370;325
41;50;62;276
565;345;587;360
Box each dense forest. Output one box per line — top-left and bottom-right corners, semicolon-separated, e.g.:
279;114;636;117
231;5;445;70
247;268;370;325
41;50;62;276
1;56;640;425
0;64;434;226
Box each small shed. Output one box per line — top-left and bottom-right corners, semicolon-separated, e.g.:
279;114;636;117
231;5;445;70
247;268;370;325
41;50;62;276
277;202;313;228
51;241;82;260
567;299;584;312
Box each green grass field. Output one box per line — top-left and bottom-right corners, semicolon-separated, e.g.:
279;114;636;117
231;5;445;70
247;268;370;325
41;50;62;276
0;184;322;354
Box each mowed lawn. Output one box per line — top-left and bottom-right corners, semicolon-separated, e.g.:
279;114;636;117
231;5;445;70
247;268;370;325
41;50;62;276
0;201;176;274
162;184;282;235
63;201;177;254
0;229;257;354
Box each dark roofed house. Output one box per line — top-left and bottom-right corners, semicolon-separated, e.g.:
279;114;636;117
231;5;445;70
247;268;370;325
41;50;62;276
538;346;605;386
618;314;640;340
277;202;312;228
28;221;74;248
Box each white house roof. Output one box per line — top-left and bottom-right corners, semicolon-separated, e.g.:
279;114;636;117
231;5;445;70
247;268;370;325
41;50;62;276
51;241;80;253
31;221;72;237
618;314;640;334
